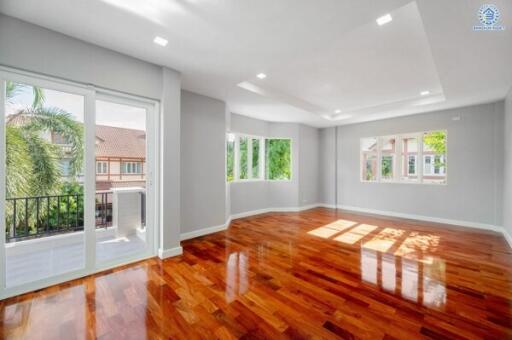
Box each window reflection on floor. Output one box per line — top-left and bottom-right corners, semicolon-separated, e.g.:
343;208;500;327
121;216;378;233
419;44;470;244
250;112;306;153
226;251;249;303
307;219;447;310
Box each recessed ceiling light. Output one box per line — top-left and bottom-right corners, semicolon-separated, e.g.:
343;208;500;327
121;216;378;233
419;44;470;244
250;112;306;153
334;109;342;114
153;36;168;47
376;14;392;26
420;90;430;96
256;73;267;79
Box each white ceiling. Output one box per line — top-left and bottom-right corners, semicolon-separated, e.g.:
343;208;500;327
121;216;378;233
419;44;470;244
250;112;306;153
1;0;511;127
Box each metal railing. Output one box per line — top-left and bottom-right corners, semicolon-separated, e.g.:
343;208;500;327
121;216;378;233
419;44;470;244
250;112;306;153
5;192;112;242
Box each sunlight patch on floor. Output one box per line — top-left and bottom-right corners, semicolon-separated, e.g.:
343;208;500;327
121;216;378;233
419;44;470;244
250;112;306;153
334;224;378;244
363;227;405;252
307;219;357;239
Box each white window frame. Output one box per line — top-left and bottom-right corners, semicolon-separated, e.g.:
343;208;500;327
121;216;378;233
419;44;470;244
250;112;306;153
360;130;447;185
227;133;292;183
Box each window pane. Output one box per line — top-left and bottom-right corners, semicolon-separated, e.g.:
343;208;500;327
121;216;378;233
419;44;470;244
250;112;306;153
252;138;260;179
381;156;394;180
265;139;291;180
226;134;234;182
239;137;248;180
362;154;377;181
361;137;378;181
401;137;418;181
422;131;447;184
381;136;395;181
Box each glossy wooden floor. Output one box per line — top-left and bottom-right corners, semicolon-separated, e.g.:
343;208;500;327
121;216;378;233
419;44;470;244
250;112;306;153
1;208;512;339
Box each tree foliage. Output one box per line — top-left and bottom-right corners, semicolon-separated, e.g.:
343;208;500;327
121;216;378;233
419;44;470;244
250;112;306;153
266;139;291;180
423;130;447;168
5;82;84;198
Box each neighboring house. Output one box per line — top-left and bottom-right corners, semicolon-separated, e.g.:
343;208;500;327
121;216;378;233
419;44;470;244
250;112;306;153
52;125;146;191
94;125;146;190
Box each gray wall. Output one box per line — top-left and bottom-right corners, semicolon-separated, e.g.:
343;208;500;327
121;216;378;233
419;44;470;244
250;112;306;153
319;127;336;206
504;90;512;234
0;14;162;99
299;125;320;206
336;102;504;226
229;114;319;216
181;90;226;233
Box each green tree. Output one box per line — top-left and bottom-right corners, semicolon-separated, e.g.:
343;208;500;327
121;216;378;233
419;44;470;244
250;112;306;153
5;81;84;198
266;139;291;180
423;131;447;169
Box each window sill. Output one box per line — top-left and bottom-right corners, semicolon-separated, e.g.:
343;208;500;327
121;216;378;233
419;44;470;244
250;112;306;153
360;180;447;186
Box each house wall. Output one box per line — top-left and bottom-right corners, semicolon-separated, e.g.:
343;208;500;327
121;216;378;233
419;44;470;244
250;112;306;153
0;14;182;256
504;89;512;238
181;90;226;235
333;102;504;227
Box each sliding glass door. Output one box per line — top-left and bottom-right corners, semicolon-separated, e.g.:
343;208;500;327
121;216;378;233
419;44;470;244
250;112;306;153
0;69;158;298
94;96;155;266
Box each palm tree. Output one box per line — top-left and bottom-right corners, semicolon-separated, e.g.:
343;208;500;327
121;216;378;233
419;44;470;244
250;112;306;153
5;81;84;199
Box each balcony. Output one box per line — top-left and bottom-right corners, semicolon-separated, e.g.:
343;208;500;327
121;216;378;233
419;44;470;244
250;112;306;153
4;188;148;288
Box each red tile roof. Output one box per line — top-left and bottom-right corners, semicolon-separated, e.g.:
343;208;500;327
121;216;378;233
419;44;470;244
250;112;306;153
95;125;146;159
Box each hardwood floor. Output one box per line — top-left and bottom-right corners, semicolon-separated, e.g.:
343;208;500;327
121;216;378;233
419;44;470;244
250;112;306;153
1;208;511;339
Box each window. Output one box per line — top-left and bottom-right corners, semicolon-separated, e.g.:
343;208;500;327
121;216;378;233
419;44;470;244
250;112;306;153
361;137;378;181
401;136;418;181
422;131;447;184
226;133;291;182
96;161;108;174
266;139;291;180
381;136;396;181
226;133;235;182
121;161;142;174
239;137;249;180
59;159;71;177
360;130;447;184
252;138;260;178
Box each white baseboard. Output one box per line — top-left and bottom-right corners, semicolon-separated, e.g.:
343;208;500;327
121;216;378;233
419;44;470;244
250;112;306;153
180;219;231;241
158;246;183;259
230;203;323;220
502;228;512;249
337;205;503;232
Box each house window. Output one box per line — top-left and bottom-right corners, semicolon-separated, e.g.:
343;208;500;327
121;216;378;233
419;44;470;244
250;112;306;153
360;130;447;184
59;159;71;177
96;161;108;174
121;161;142;174
226;133;291;182
408;155;417;175
401;137;418;181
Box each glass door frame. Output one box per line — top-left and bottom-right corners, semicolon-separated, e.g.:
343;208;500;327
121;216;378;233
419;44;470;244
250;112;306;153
0;67;159;299
93;91;159;271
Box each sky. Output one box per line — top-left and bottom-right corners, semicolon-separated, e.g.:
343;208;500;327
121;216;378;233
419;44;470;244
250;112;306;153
6;83;146;130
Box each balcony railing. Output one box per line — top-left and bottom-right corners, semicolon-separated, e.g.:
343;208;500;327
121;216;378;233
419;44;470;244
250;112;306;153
5;192;113;243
